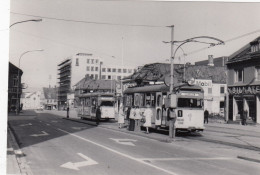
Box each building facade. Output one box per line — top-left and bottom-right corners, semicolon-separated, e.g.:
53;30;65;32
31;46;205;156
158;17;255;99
41;87;58;110
8;62;23;112
195;55;228;67
20;91;41;110
57;53;136;109
226;37;260;124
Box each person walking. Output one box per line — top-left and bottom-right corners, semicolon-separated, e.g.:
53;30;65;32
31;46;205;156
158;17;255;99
242;109;248;125
118;103;125;129
96;106;101;125
143;104;152;134
129;106;136;131
204;109;209;124
134;106;142;132
66;106;70;118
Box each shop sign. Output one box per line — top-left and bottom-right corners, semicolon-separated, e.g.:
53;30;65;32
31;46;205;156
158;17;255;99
228;85;260;95
195;79;212;87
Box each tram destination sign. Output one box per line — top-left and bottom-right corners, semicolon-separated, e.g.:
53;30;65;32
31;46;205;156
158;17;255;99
228;85;260;95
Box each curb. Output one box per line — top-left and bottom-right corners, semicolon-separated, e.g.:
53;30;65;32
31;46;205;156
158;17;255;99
8;126;33;175
237;156;260;164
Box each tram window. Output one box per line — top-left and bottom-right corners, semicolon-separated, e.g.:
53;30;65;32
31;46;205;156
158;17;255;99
178;98;203;108
140;94;145;107
100;101;114;106
157;95;161;106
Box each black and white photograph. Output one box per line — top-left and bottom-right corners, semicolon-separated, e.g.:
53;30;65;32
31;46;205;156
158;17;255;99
1;0;260;175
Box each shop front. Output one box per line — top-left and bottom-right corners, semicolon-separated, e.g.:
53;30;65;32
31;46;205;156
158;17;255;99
228;85;260;124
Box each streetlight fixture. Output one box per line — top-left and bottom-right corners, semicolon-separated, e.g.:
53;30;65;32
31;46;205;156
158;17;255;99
10;19;42;28
16;49;44;114
164;25;225;140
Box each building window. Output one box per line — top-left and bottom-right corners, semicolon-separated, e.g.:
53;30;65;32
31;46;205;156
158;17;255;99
208;88;212;94
13;78;18;87
117;76;121;80
87;59;90;64
95;67;98;71
76;58;79;66
102;68;106;72
256;67;260;81
107;68;111;72
86;66;90;71
95;74;98;79
220;86;225;94
112;68;116;72
112;75;116;80
90;74;94;79
235;69;243;82
102;75;106;79
91;59;94;64
91;67;94;71
96;60;99;64
128;69;132;73
220;101;225;108
123;69;127;73
108;75;111;79
118;69;121;73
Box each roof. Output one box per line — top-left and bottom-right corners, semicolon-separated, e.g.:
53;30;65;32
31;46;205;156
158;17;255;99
75;79;118;91
9;62;23;74
42;87;57;99
123;63;226;84
227;36;260;64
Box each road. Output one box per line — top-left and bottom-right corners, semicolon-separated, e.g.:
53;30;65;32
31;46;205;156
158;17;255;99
8;111;260;175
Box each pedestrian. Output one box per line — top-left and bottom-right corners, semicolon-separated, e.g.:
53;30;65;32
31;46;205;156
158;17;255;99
204;109;209;124
66;106;70;118
129;106;136;131
242;109;248;125
118;103;125;129
96;105;101;125
142;104;152;134
134;106;142;132
126;107;131;129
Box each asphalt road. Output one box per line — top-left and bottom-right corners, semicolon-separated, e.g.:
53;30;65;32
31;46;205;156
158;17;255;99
8;112;260;175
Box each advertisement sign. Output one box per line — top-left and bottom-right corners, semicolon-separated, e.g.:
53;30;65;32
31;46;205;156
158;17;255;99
195;79;212;87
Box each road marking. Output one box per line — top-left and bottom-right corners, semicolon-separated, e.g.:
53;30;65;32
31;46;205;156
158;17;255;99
60;153;98;170
110;138;137;146
139;157;235;161
57;128;178;175
30;131;49;137
20;123;32;127
46;123;50;126
71;127;87;130
51;120;58;123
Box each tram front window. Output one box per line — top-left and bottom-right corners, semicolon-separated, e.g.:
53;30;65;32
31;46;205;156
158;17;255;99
178;98;203;108
100;101;114;107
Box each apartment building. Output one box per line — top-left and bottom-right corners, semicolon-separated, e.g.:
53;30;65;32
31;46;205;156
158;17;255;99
57;53;135;109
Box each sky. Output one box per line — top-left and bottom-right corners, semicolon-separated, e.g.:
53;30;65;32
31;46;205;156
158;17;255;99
7;0;260;89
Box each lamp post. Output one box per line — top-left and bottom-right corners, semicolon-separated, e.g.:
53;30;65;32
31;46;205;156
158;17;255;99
16;49;44;114
10;19;42;28
164;25;225;140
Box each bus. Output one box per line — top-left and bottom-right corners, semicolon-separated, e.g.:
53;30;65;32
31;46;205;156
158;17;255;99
123;83;204;132
77;92;116;120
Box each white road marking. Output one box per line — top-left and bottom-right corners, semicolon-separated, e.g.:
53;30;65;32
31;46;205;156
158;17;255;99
51;120;58;123
19;123;32;127
57;128;178;175
110;138;137;146
71;127;87;130
139;157;235;161
30;131;49;137
60;153;98;170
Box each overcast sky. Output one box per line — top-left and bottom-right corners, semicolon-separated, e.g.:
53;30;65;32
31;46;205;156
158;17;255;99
8;0;260;89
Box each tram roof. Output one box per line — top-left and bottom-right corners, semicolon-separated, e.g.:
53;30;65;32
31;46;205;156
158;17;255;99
78;92;115;98
124;83;203;94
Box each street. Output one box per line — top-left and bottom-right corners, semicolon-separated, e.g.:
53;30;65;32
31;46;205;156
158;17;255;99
7;110;260;175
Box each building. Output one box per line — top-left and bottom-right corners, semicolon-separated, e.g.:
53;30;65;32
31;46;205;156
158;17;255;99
41;87;58;110
8;62;23;112
195;55;228;67
57;53;136;110
226;36;260;124
20;91;41;110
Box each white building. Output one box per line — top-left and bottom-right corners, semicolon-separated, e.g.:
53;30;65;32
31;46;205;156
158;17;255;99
57;53;136;109
195;79;227;116
20;91;42;110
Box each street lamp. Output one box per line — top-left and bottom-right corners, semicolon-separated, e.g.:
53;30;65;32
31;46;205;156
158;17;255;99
10;19;42;28
164;25;225;140
16;49;44;114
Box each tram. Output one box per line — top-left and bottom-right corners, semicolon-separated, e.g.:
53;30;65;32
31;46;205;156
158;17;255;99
123;83;205;132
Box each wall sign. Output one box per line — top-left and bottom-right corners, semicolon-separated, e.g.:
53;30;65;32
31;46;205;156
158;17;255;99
228;85;260;95
195;79;212;87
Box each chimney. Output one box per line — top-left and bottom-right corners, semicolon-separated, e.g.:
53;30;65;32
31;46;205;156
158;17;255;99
208;55;214;66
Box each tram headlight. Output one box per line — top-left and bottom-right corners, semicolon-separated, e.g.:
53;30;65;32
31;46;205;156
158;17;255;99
187;78;195;86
